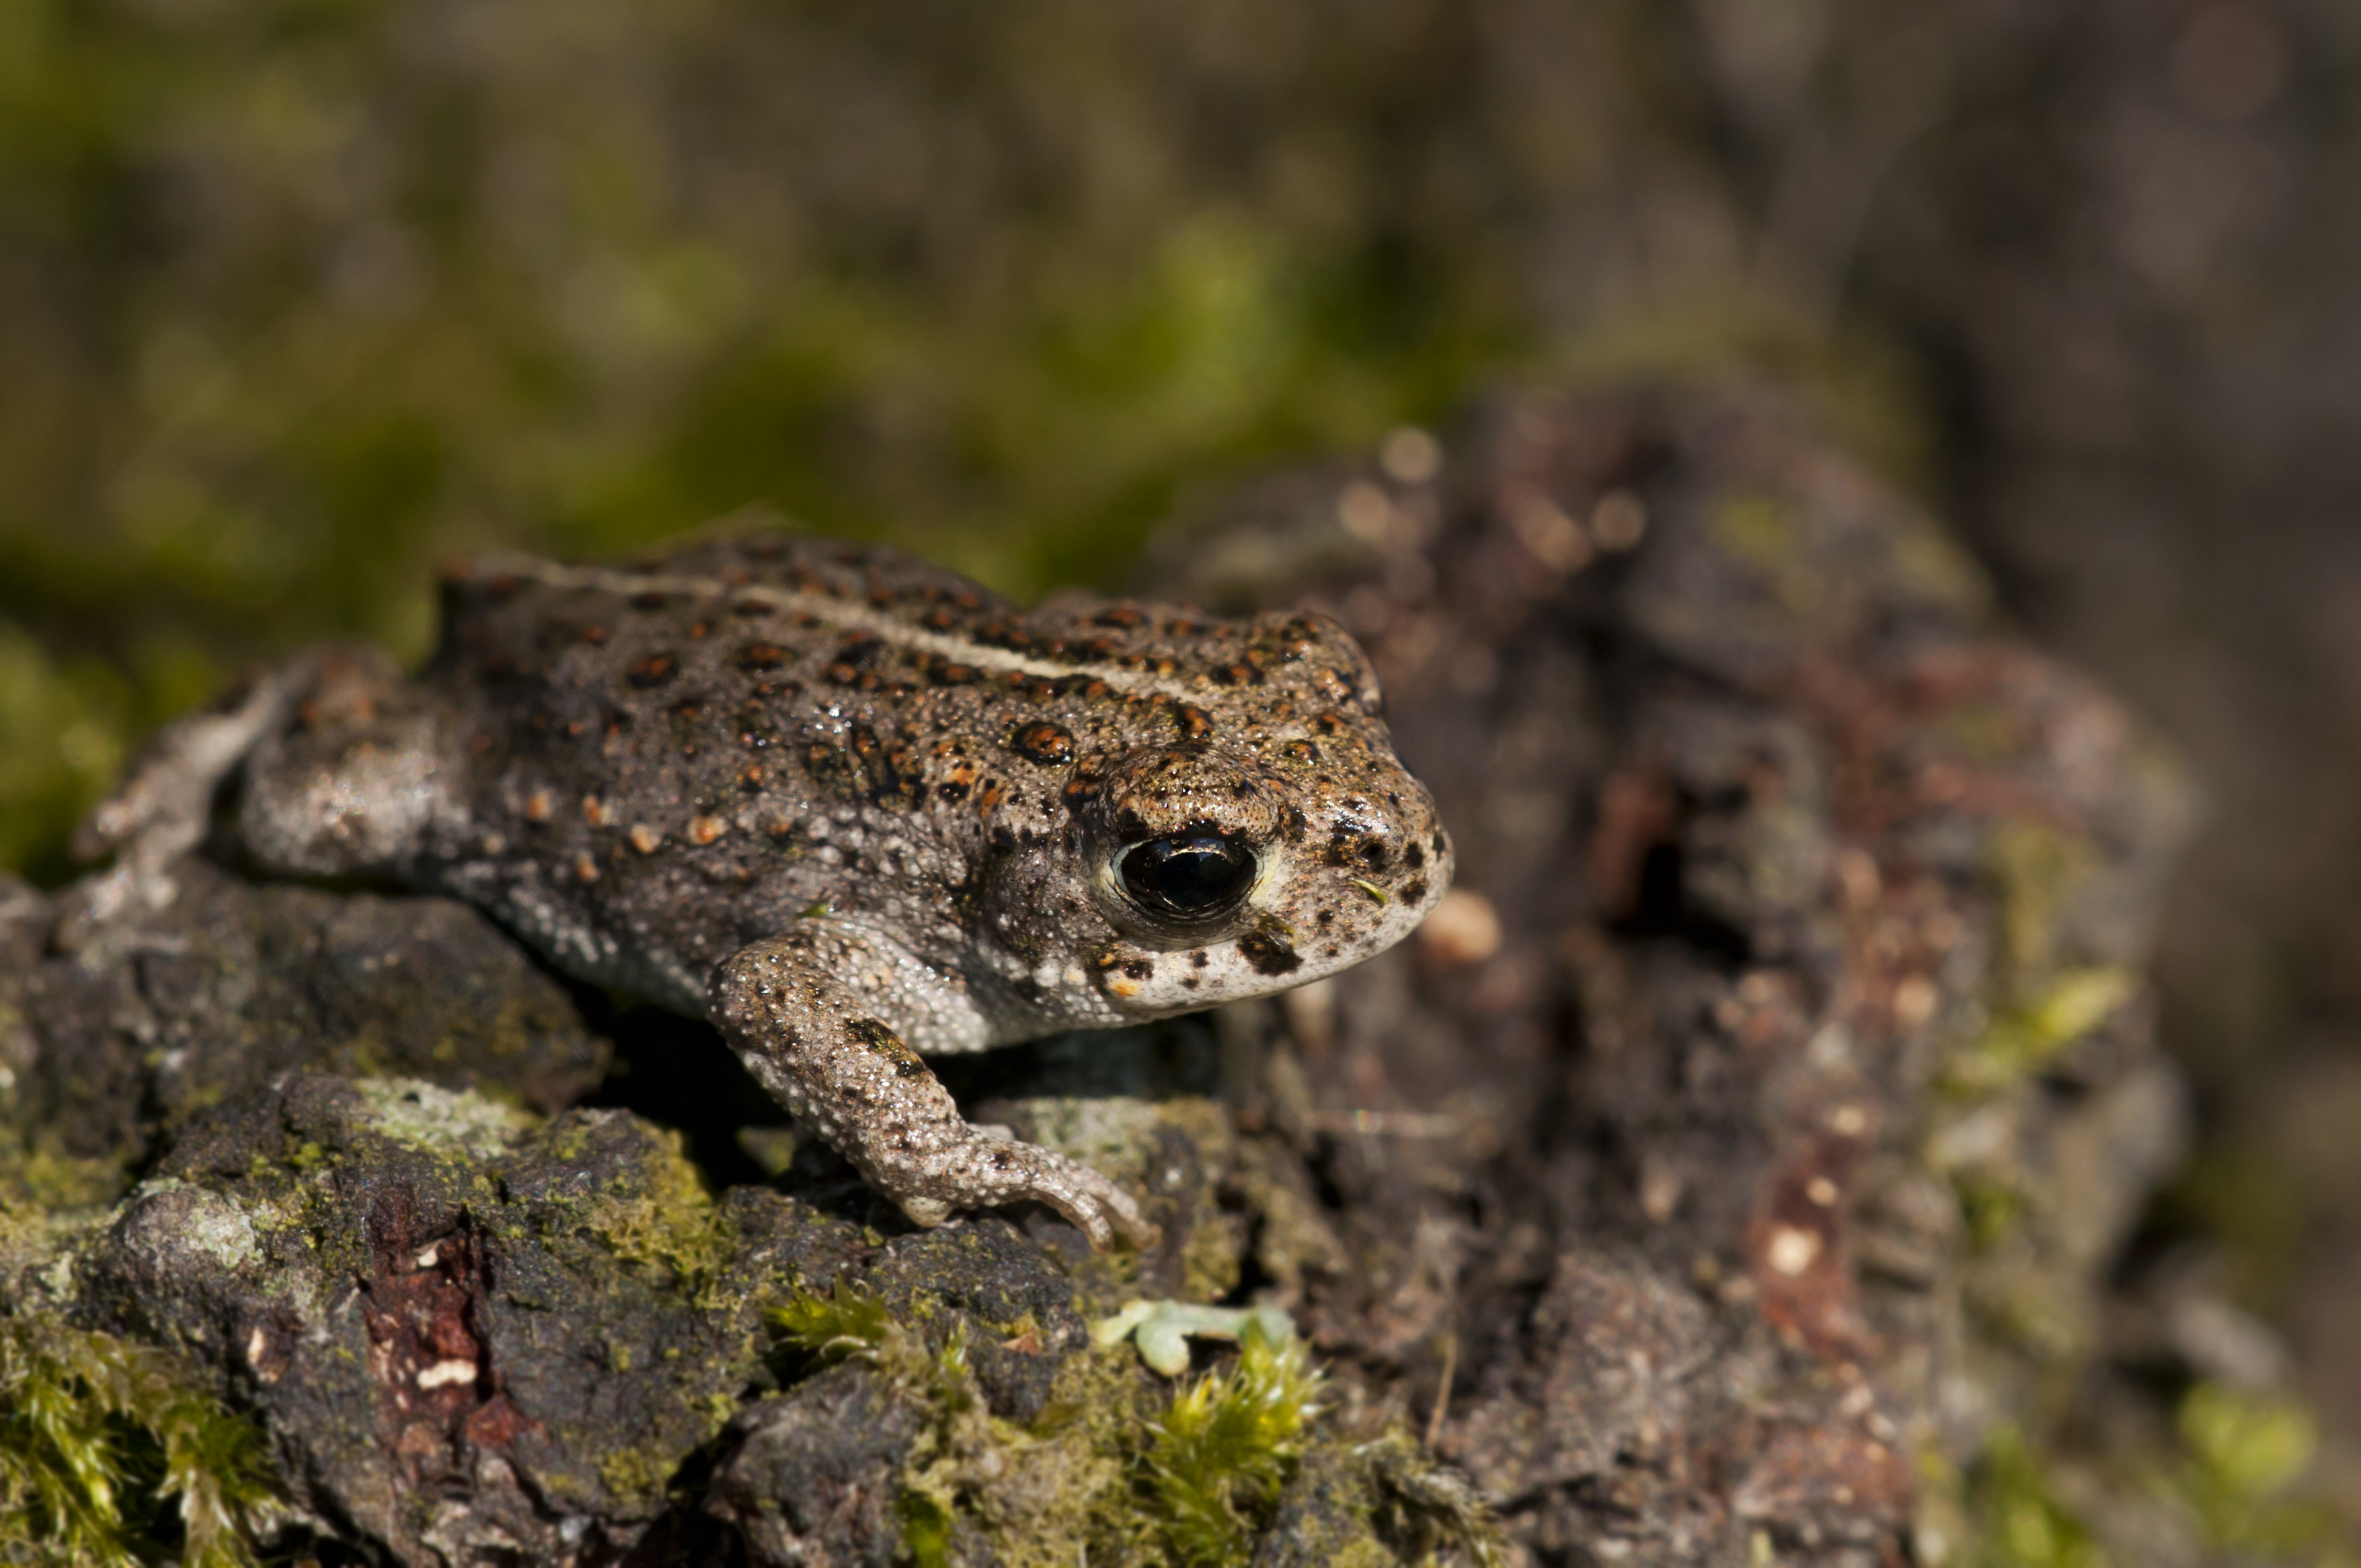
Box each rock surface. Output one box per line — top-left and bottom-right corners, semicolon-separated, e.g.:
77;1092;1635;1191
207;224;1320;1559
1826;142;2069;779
0;389;2253;1565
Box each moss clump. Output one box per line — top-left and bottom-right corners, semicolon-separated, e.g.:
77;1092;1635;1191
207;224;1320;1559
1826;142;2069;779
0;1312;283;1567
596;1445;674;1514
770;1280;1020;1566
769;1276;899;1366
581;1124;736;1306
2171;1383;2345;1561
351;1079;533;1157
1983;822;2108;1001
1145;1319;1323;1567
768;1278;1496;1566
0;1134;128;1212
1964;1427;2108;1568
1943;968;2134;1099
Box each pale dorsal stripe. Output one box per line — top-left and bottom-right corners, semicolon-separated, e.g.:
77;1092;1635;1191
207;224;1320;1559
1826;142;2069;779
473;553;1205;701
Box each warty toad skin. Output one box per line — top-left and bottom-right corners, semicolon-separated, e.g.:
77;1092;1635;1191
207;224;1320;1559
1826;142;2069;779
65;527;1455;1247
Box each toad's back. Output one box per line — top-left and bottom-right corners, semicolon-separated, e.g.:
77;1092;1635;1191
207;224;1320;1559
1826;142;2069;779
414;531;1440;1033
79;525;1450;1247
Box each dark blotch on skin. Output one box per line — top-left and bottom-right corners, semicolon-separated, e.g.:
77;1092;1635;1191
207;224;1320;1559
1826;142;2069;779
627;653;676;688
1009;721;1075;765
737;641;787;671
826;637;886;683
848;1017;927;1078
1236;926;1303;977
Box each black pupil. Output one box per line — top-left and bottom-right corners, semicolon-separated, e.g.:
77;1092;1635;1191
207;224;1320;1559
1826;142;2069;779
1121;834;1256;920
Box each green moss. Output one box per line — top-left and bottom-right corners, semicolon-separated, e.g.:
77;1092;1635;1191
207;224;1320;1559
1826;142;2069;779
0;1312;282;1567
1145;1319;1323;1568
1944;968;2134;1099
1964;1427;2108;1568
1962;1391;2355;1567
1912;1444;1974;1568
0;1132;130;1212
1955;1175;2028;1256
899;1487;956;1566
352;1079;534;1158
768;1272;1500;1565
578;1126;734;1306
596;1445;672;1513
2170;1383;2344;1560
1983;822;2108;1002
771;1281;1083;1565
769;1276;897;1366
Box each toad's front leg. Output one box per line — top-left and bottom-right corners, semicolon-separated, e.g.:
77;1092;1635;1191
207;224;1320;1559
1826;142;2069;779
713;923;1151;1251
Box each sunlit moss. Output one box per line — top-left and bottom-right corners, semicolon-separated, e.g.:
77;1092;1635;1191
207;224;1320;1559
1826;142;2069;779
1953;1174;2028;1257
768;1276;898;1367
1145;1319;1323;1568
579;1124;735;1307
1964;1427;2109;1568
1983;822;2110;1003
765;1281;1486;1567
2172;1383;2344;1560
0;1312;283;1567
1943;967;2134;1099
0;1131;132;1213
770;1281;1017;1566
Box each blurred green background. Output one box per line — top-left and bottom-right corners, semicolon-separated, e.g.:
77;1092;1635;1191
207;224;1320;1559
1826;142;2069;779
10;0;2361;1497
0;0;1926;884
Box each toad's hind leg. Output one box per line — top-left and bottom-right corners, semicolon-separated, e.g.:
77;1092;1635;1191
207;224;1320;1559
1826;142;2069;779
53;655;321;949
713;925;1151;1251
57;645;443;951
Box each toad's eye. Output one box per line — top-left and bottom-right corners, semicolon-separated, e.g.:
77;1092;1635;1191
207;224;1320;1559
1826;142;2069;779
1118;831;1257;924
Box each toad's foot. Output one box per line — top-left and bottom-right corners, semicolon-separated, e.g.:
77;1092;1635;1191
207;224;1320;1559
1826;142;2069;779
886;1124;1149;1251
714;926;1152;1251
